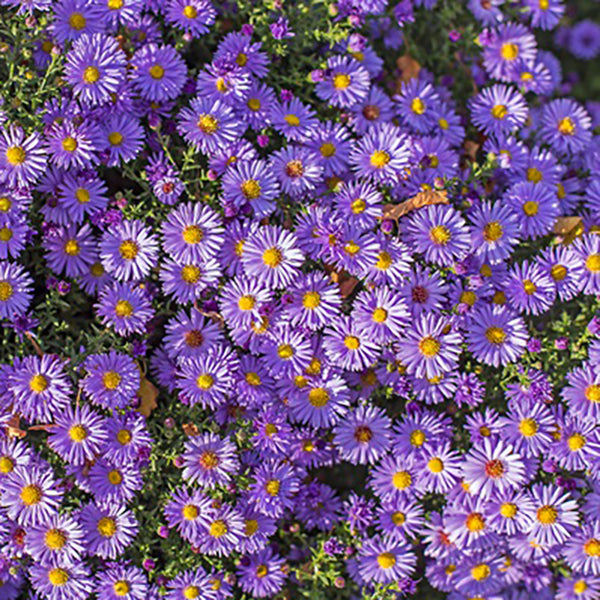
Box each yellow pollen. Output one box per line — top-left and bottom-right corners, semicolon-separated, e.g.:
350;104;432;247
45;528;67;550
491;104;507;120
245;519;259;536
256;565;269;578
308;387;329;407
501;43;519;60
430;225;451;245
238;295;256;311
480;426;491;437
108;0;123;9
344;335;360;350
485;326;506;344
117;429;131;445
29;374;48;393
558;117;575;135
75;188;90;203
320;142;336;157
108;469;122;485
376;251;392;270
574;580;588;594
302;291;321;309
372;307;387;323
265;479;280;496
466;513;486;532
354;426;373;443
333;73;351;89
20;484;42;506
350;198;366;214
584;539;600;557
108;132;123;146
235;52;248;66
48;568;69;587
265;423;278;436
527;167;543;183
0;456;14;473
551;264;567;281
410;430;426;447
428;457;444;473
370;150;390;168
0;227;12;242
0;197;11;212
196;374;214;390
82;65;100;84
182;504;199;520
183;5;197;18
102;371;121;390
209;520;227;537
241;179;261;200
377;552;396;569
277;344;294;360
539;0;549;8
471;564;491;581
392;471;411;490
197;114;218;134
62;137;78;152
247;98;261;111
585;385;600;403
245;372;261;386
568;433;586;451
97;517;117;537
500;503;518;518
519;418;538;437
113;581;130;596
5;146;26;165
483;221;503;242
411;98;426;115
181;264;201;284
419;336;440;357
284;114;300;127
69;12;86;29
586;255;600;273
182;225;203;245
263;247;283;268
536;505;558;525
115;299;133;317
344;240;360;255
149;64;164;79
69;424;87;442
460;291;477;306
199;451;219;470
391;511;406;526
64;239;80;256
183;586;200;599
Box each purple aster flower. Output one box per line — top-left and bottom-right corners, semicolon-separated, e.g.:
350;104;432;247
58;171;109;225
44;223;96;278
504;260;556;315
29;561;92;600
197;504;244;556
181;432;239;489
131;44;187;102
87;458;143;505
482;23;537;82
395;79;440;133
178;97;245;155
64;34;127;107
415;442;462;494
569;20;600;60
349;85;395;134
236;81;276;129
358;534;417;583
51;0;105;43
236;547;286;598
46;120;97;170
269;146;323;198
323;316;380;372
396;314;462;380
462;438;527;499
524;0;564;30
1;465;62;526
564;521;600;576
9;354;72;422
77;502;138;559
165;566;218;600
164;0;216;37
469;84;529;136
94;114;144;167
445;495;499;551
103;412;152;464
539;245;585;302
218;277;271;328
96;562;148;600
466;304;529;367
315;55;370;108
215;32;269;79
0;261;32;319
0;126;47;188
500;401;554;458
164;309;222;360
573;234;600;296
526;483;579;545
484;488;535;536
47;405;107;466
469;201;520;265
563;364;600;422
249;460;300;518
334;404;391;465
552;415;600;471
540;99;592;154
95;282;154;336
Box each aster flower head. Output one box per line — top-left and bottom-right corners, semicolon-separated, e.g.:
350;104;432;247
270;96;318;141
540;99;592;155
131;44;187;102
483;23;537;82
95;282;155;336
249;460;300;518
236;547;287;598
527;483;579;546
358;534;417;583
315;55;370;108
470;84;529;136
0;261;33;319
165;0;216;37
0;126;47;189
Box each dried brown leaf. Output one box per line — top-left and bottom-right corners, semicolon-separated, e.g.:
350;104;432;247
182;423;199;437
137;377;158;417
396;54;421;85
7;415;26;439
382;189;449;221
554;216;584;245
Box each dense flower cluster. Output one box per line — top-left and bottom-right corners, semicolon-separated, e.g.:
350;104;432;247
0;0;599;599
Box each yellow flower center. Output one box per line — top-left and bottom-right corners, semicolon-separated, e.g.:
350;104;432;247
183;586;200;599
0;281;13;301
527;167;543;183
320;142;336;157
241;179;262;200
483;221;503;242
392;471;412;490
411;98;426;115
302;291;321;309
75;188;90;203
45;528;67;550
182;504;198;520
69;424;87;442
354;426;373;443
519;418;538;437
333;73;351;89
491;104;507;120
245;519;259;536
108;469;122;485
376;251;392;270
471;564;491;581
419;336;440;357
20;484;42;506
558;117;575;135
568;433;586;451
277;344;294;360
5;146;26;165
536;505;558;525
0;456;14;473
584;539;600;556
97;517;117;537
236;52;248;66
466;512;486;532
245;372;261;386
265;423;278;436
183;5;197;18
308;387;329;407
69;12;86;30
372;307;387;323
48;568;69;587
551;264;567;281
585;385;600;403
238;295;256;311
0;227;12;242
196;373;214;390
500;503;518;518
62;137;78;152
391;511;406;525
63;239;80;256
263;247;283;268
197;114;218;134
83;65;101;84
265;479;280;496
108;132;123;146
586;255;600;273
377;552;396;569
522;201;539;216
256;564;269;578
428;457;444;473
117;429;132;445
284;113;300;127
501;43;519;60
247;98;261;111
0;197;11;212
30;374;48;393
344;335;360;350
114;581;130;597
108;0;124;9
149;65;164;80
199;451;219;469
574;580;588;594
410;430;426;447
430;225;451;245
103;371;121;390
181;264;201;284
370;150;390;168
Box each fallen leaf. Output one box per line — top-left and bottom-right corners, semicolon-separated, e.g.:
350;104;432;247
554;216;584;245
396;54;421;85
7;415;26;439
464;140;480;162
382;189;449;221
326;265;360;299
137;377;158;417
182;423;199;437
